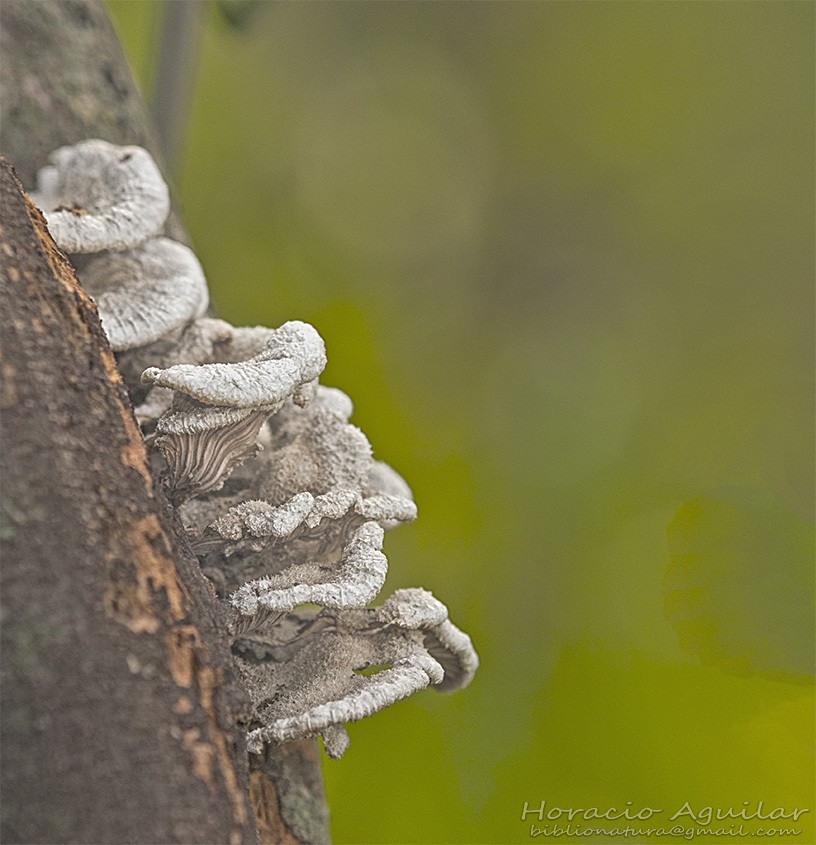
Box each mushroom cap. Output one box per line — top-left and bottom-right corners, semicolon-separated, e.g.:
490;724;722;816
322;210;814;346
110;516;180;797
424;619;479;692
259;387;373;504
376;588;479;692
141;321;327;408
230;521;387;615
83;238;209;351
313;386;354;422
376;588;448;629
196;486;416;593
30;139;170;253
143;323;326;502
364;460;414;502
215;492;317;542
320;725;350;760
235;586;476;757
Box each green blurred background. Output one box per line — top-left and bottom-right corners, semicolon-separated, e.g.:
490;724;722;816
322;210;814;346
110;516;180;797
106;3;814;843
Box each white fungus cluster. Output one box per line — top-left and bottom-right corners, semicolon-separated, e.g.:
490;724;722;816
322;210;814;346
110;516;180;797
30;139;208;350
30;140;478;759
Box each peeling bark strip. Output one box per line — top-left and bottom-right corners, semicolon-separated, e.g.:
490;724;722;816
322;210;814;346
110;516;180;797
0;161;257;844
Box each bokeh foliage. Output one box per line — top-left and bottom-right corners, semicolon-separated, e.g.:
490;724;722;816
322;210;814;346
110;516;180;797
106;2;814;842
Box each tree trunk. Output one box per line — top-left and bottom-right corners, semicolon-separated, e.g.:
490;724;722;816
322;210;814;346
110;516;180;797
0;2;329;843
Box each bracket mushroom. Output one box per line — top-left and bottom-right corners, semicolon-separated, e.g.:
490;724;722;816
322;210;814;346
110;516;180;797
185;382;417;591
142;320;325;408
81;238;209;351
29;138;170;253
257;385;374;506
171;380;416;548
230;521;389;616
27;137;481;768
233;588;479;758
195;486;416;589
141;321;327;501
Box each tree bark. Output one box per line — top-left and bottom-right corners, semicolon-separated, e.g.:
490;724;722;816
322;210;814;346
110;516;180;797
0;2;329;843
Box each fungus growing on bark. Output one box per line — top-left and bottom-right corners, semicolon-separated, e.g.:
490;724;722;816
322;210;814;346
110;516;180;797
151;402;272;503
233;588;479;757
185;383;417;592
132;318;327;425
81;238;208;350
30;137;479;764
131;318;256;425
29;138;170;253
142;320;325;408
258;385;374;505
365;459;414;500
363;460;415;528
141;321;327;500
204;487;415;554
187;486;414;596
230;521;388;615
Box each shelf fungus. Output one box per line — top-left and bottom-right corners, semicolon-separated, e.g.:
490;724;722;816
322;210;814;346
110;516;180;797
233;588;479;757
141;321;327;501
230;520;389;615
29;138;170;254
186;386;417;593
208;488;415;553
81;238;208;350
142;320;325;409
257;385;376;506
32;138;478;763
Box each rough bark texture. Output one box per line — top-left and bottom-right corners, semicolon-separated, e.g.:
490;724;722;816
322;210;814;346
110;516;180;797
0;2;329;843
